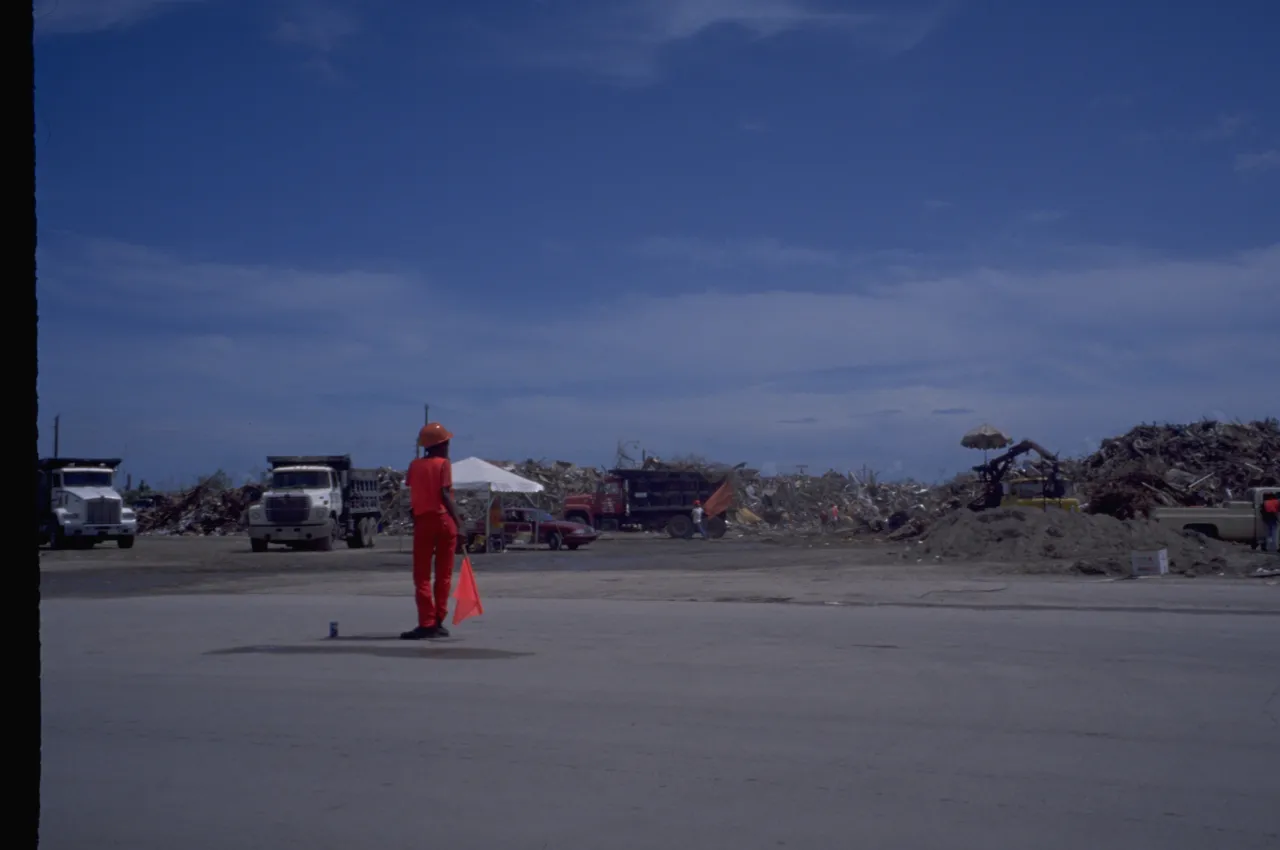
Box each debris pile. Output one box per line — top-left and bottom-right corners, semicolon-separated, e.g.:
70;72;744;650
135;418;1279;541
916;507;1253;575
1068;419;1280;519
137;482;262;535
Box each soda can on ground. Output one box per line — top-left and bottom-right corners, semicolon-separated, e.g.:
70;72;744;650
328;621;339;638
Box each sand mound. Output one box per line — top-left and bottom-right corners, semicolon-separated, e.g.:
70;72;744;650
919;508;1242;574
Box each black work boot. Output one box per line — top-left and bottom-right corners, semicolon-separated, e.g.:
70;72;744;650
432;623;450;638
400;626;437;640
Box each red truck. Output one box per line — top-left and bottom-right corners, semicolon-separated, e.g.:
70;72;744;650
562;467;730;539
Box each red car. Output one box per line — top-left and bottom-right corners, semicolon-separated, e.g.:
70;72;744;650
465;507;599;551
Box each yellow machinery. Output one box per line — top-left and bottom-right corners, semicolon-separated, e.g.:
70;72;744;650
1002;477;1081;511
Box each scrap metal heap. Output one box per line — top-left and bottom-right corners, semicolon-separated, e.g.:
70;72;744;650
1065;418;1280;520
132;419;1279;538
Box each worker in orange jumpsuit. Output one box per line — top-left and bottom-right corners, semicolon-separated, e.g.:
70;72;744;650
401;422;465;639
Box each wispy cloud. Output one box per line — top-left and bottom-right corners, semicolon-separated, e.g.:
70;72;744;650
271;3;358;81
34;0;206;35
1235;149;1280;174
1024;209;1068;224
36;233;1279;478
512;0;952;83
1198;112;1252;142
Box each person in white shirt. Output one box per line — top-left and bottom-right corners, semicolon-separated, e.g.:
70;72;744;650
691;500;707;539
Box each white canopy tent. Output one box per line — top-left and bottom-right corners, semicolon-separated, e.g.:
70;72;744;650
451;457;545;494
450;457;545;551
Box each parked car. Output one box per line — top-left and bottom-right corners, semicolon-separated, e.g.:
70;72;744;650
465;507;599;551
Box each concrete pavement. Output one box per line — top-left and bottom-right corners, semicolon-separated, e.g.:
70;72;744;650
41;593;1280;849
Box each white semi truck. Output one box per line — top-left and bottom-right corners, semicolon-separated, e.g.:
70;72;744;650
37;457;138;549
246;455;382;552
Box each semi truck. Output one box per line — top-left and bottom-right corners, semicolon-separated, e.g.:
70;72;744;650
245;455;382;552
1153;486;1280;548
562;466;729;538
37;457;138;549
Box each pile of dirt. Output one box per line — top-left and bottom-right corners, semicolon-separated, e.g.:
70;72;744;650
917;507;1252;575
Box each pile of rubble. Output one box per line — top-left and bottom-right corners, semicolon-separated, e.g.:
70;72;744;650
137;481;263;535
913;506;1256;575
1067;419;1280;519
135;418;1279;539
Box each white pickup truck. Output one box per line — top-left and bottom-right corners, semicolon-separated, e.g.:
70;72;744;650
1152;486;1280;548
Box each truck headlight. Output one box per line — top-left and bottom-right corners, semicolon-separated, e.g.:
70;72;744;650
311;506;329;520
122;509;136;520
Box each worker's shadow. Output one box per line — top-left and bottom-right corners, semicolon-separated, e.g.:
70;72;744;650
207;638;531;661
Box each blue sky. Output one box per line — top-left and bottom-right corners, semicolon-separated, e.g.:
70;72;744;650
35;0;1279;486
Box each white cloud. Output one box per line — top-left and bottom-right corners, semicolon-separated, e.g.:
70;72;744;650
514;0;950;83
272;3;357;53
36;235;1280;479
34;0;206;34
1235;149;1280;174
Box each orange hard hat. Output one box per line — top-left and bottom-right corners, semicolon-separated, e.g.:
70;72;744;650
418;422;453;448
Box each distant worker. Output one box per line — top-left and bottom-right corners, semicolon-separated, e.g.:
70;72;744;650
1263;491;1279;553
488;495;505;552
830;505;839;525
692;499;707;539
401;422;464;639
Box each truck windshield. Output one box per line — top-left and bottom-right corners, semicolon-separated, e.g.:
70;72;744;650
61;471;114;488
272;471;330;489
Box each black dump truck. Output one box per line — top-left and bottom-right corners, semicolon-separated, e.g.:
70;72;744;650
245;455;382;552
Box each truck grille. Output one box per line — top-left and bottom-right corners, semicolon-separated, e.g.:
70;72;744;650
86;498;122;525
264;495;310;524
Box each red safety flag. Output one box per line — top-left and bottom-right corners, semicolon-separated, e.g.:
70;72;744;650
452;555;484;625
702;480;733;517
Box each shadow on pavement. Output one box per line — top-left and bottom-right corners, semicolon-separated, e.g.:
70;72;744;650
206;643;532;661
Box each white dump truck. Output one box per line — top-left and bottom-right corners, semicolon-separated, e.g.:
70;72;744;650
37;457;138;549
246;455;382;552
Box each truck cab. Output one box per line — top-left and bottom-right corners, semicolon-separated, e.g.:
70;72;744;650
37;457;138;549
246;455;381;552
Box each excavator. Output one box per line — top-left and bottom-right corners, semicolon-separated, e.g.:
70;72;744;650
968;439;1079;512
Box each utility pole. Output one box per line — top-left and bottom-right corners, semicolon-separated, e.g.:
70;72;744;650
416;403;430;459
53;414;60;457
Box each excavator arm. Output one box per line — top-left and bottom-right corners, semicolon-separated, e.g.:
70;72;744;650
969;439;1065;511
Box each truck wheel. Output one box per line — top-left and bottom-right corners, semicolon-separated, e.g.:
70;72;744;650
316;517;339;551
346;517;364;549
547;532;563;551
250;538;268;553
666;515;693;539
117;536;135;550
707;516;727;539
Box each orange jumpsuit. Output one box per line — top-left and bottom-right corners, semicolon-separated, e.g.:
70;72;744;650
407;456;457;628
